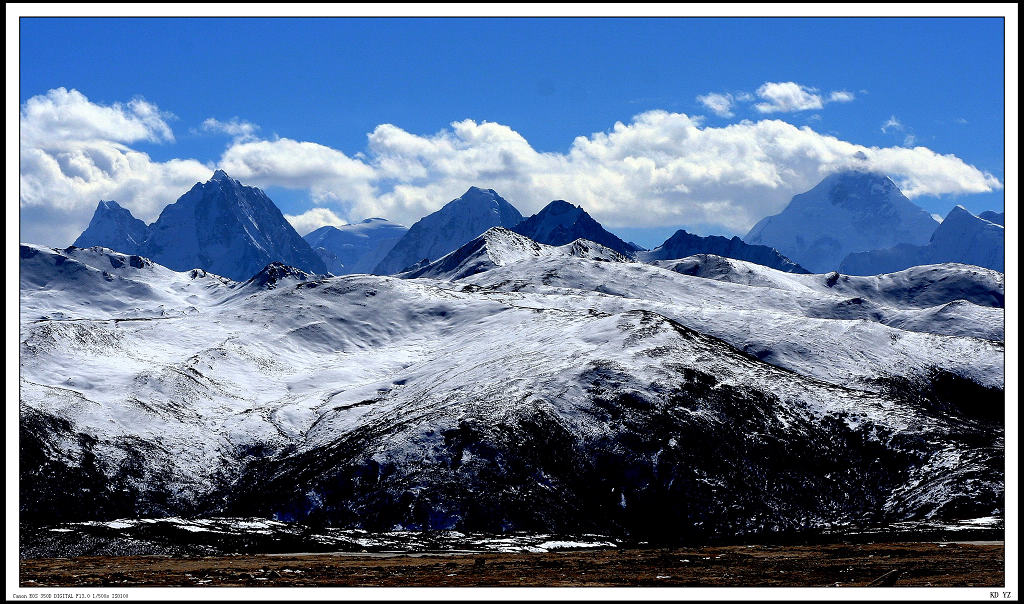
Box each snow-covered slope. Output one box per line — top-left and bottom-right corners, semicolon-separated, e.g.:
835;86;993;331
512;200;641;257
839;206;1005;275
655;254;1004;309
372;187;523;275
72;201;148;254
745;170;939;273
638;229;807;273
304;218;409;275
402;227;631;280
71;171;327;281
20;241;1003;537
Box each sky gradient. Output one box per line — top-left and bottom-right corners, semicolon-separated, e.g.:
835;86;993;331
18;16;1007;248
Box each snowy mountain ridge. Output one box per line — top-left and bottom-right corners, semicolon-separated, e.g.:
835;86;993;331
373;187;524;275
19;238;1004;534
839;205;1005;275
71;171;327;281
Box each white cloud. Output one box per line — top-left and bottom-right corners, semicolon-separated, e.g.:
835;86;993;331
20;87;174;146
20;87;1003;247
754;82;824;113
19;88;211;246
903;134;917;147
881;115;903;133
696;92;734;118
218;138;377;205
284;207;349;236
828;90;855;103
202;117;260;142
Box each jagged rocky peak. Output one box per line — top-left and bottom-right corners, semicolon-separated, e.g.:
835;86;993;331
640;229;808;273
244;261;317;289
513;199;640;257
210;169;234;182
73;199;149;255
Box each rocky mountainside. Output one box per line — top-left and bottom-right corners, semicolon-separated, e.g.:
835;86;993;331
512;200;642;257
372;187;523;275
20;239;1003;536
71;171;326;280
839;205;1005;275
639;229;807;273
72;200;148;254
745;170;939;273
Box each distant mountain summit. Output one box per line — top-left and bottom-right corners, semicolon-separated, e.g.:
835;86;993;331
744;170;939;272
512;200;642;257
72;170;327;281
73;200;148;254
304;218;408;275
839;205;1005;275
638;229;808;273
373;187;523;275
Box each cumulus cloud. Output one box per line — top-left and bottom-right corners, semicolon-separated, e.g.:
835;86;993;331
20;87;175;146
21;87;1003;247
754;81;824;113
19;88;211;246
284;207;349;236
696;92;735;117
202;117;260;142
218;138;377;204
339;111;1001;234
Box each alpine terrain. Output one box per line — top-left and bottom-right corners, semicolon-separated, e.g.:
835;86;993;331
20;219;1003;541
745;170;940;273
71;170;327;280
512;200;643;257
839;205;1005;275
372;187;524;275
304;218;409;275
639;229;808;273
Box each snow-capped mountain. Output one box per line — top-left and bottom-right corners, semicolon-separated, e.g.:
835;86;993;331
71;171;327;281
20;240;1003;535
143;170;326;280
304;218;409;275
402;227;632;280
72;200;148;254
512;200;642;257
372;187;523;275
839;206;1005;275
638;229;807;273
745;170;939;273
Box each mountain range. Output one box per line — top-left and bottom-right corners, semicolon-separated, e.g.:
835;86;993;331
638;229;808;273
20;234;1003;536
73;170;326;280
71;168;1001;284
839;205;1005;275
304;218;409;275
372;187;524;275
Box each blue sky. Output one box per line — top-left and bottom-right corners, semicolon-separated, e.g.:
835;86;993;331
19;17;1006;248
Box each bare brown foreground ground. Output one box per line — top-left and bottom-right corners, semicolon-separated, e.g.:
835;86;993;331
20;542;1003;587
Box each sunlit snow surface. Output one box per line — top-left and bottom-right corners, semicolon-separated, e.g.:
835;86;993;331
19;236;1004;539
